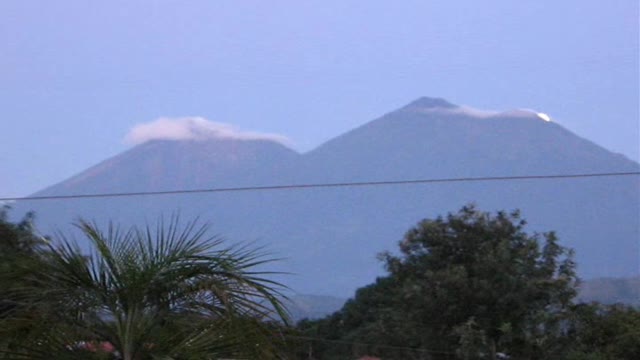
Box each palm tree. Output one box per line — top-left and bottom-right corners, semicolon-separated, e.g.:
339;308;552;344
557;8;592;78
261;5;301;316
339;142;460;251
1;217;289;359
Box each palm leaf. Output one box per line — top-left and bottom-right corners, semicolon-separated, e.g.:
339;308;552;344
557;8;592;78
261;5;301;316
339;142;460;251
1;216;290;359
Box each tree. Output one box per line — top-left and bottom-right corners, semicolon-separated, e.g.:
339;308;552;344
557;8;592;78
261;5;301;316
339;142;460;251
0;207;49;354
0;206;45;259
299;205;579;359
563;303;640;360
1;217;289;360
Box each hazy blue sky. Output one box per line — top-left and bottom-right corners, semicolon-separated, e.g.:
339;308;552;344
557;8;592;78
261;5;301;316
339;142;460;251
1;0;638;197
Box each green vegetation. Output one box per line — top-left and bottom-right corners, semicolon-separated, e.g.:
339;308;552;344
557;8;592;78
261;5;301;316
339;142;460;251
1;212;288;359
2;205;639;359
0;207;50;353
296;205;640;359
564;303;640;359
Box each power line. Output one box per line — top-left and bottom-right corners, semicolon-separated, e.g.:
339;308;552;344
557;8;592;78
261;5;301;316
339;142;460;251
2;171;638;202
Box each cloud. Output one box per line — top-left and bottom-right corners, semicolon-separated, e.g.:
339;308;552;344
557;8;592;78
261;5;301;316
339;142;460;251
413;105;546;120
124;117;292;146
498;109;548;120
409;105;499;118
455;106;501;118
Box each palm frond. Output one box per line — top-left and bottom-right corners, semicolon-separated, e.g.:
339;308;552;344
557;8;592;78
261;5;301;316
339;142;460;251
1;216;290;359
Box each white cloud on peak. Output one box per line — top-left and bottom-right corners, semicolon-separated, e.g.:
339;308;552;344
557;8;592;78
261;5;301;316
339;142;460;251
124;117;291;146
413;105;551;121
455;106;501;118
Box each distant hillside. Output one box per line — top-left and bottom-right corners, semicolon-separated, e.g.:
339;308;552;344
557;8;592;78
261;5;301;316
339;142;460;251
286;295;347;321
289;277;640;321
15;97;640;297
579;277;640;306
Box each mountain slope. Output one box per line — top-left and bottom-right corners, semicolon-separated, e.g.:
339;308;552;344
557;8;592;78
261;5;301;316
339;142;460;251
14;97;640;296
36;138;300;195
267;97;639;293
301;97;638;181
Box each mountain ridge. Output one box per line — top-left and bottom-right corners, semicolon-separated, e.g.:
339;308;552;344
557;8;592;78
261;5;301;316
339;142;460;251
35;137;301;196
15;97;640;297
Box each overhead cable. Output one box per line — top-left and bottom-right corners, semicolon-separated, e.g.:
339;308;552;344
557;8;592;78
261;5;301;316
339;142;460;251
2;171;638;202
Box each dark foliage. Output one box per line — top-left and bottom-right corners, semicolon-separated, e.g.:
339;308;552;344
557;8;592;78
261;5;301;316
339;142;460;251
1;215;290;359
562;303;640;360
298;205;580;359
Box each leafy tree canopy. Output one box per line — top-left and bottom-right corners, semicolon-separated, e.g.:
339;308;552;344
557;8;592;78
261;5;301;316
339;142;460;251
567;302;640;360
1;206;48;322
0;206;45;258
299;205;579;359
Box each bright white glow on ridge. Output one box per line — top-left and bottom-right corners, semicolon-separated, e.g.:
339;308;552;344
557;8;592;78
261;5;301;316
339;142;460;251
537;112;552;122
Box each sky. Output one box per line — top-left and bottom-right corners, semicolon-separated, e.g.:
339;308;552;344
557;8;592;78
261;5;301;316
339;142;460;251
1;0;638;197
